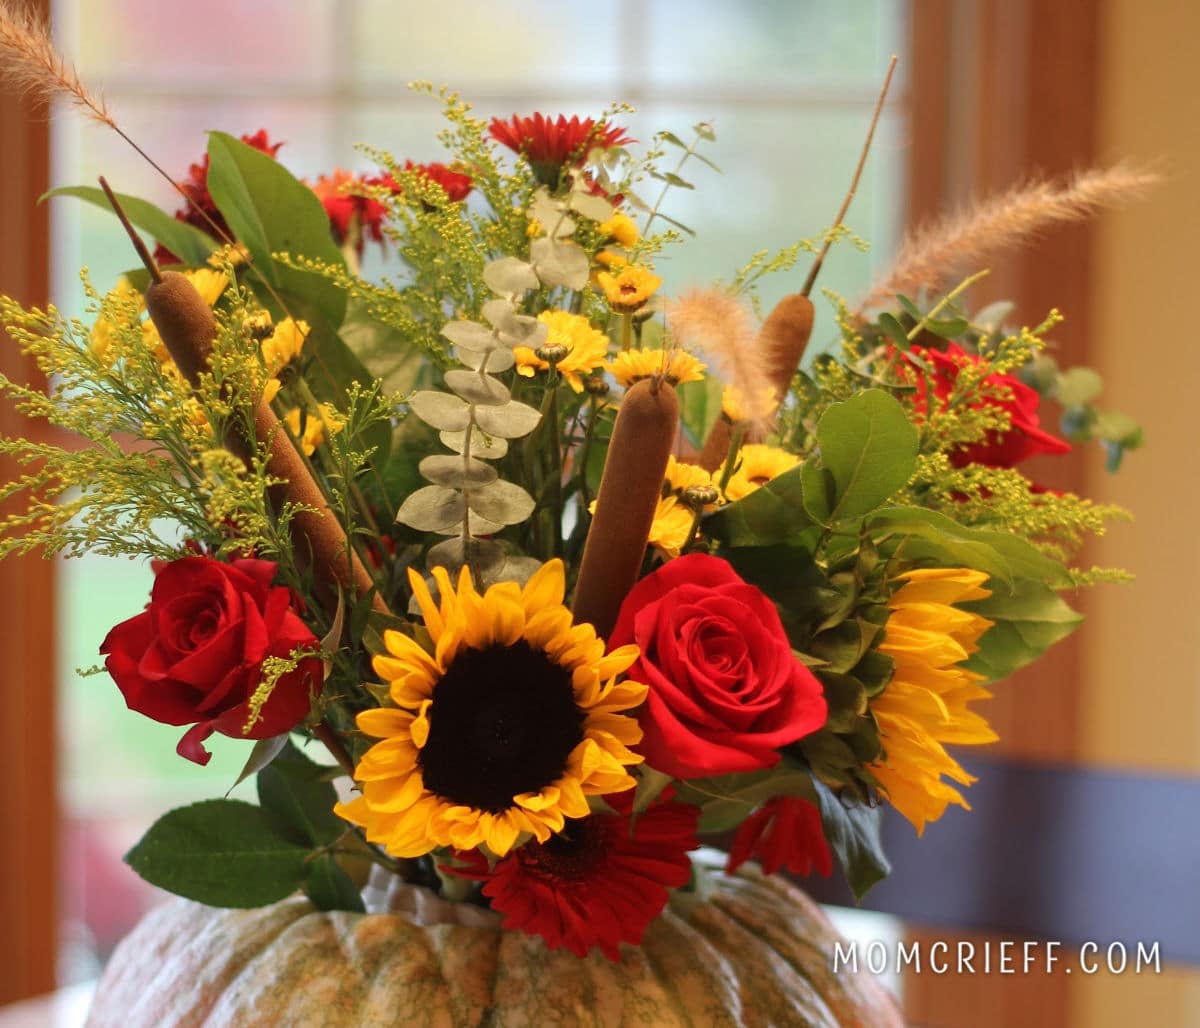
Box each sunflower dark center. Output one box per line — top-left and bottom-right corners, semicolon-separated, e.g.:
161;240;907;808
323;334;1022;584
418;640;584;813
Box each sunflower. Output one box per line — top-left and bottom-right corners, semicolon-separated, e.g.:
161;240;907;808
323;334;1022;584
335;560;648;858
513;310;609;392
448;792;698;959
869;568;997;834
721;444;800;501
597;265;663;313
608;348;705;388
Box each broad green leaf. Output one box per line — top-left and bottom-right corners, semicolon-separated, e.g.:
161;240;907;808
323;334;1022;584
812;777;890;901
304;854;366;913
704;464;818;548
342;299;431;396
676;767;817;834
808;390;918;523
205;131;347;328
125;799;308;907
868;506;1073;591
43;185;218;267
257;740;346;847
877;312;909;349
964;578;1083;682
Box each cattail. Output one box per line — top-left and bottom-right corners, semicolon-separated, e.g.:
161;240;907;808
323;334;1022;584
572;377;679;640
142;263;383;612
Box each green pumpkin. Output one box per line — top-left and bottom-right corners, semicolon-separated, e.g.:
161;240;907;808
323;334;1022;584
88;855;902;1027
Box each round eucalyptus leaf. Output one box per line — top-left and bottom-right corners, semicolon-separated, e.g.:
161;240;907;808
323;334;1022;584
444;369;511;407
426;537;506;578
569;190;615;224
530;190;574;238
467;479;537;526
409;391;471;431
456;345;516;374
419;454;499;488
530;237;590;291
434;513;505;537
440;429;509;460
441;320;497;352
483;256;538;297
395;485;466;532
474;399;542;439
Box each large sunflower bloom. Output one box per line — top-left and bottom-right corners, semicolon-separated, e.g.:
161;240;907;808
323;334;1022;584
870;568;997;835
336;560;648;858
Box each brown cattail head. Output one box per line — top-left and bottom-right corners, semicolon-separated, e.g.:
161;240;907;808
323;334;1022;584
572;377;679;641
144;271;218;388
762;292;815;399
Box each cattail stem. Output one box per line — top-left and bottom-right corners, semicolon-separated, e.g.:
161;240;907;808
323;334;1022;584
572;376;679;640
98;177;162;284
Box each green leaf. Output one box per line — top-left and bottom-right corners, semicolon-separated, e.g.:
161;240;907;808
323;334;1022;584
303;854;366;913
676;767;816;834
705;464;819;548
125;799;308;907
806;390;918;523
257;740;346;847
340;299;432;396
720;544;840;643
964;578;1083;682
44;185;219;266
205;131;347;328
658;130;689;149
811;778;890;901
229;734;289;793
869;505;1072;591
877;312;909;349
924;316;969;339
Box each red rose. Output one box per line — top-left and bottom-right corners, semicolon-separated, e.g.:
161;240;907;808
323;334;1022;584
609;553;827;779
908;343;1071;468
726;795;833;877
100;556;321;765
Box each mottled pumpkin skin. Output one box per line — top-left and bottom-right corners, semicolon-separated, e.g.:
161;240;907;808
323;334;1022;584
88;857;903;1028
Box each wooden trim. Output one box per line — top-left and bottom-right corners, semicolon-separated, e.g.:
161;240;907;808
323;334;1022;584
0;0;58;1002
903;1;1101;1024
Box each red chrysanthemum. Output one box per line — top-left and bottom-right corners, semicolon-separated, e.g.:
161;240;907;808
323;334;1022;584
726;795;834;878
449;793;698;960
156;129;283;265
488;113;632;187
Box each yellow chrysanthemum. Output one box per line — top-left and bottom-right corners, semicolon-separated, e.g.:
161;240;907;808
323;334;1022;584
869;568;997;835
664;455;716;496
335;560;648;858
608;348;706;388
283;403;343;456
513;311;609;392
722;384;778;424
261;317;310;375
599;211;639;248
721;444;800;502
597;265;662;312
647;495;697;559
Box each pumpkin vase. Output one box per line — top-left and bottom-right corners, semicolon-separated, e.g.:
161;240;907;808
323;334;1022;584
86;853;903;1027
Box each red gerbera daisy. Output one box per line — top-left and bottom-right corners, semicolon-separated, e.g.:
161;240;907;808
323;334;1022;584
726;795;834;878
402;161;474;203
309;169;391;252
488;113;632;188
449;793;698;960
156;129;283;265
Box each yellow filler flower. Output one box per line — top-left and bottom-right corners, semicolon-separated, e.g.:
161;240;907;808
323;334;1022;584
870;568;997;835
335;560;648;858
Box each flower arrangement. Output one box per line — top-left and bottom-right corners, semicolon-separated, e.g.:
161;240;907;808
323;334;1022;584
0;24;1151;967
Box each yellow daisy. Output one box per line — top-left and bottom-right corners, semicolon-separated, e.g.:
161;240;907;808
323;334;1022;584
284;403;343;456
261;317;310;375
647;494;697;559
869;568;997;835
597;265;662;312
335;560;647;858
599;211;639;248
608;348;706;389
721;444;800;502
513;311;609;392
722;384;778;424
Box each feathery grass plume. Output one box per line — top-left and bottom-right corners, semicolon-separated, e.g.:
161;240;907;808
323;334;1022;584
0;1;114;127
858;164;1159;314
668;287;775;435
